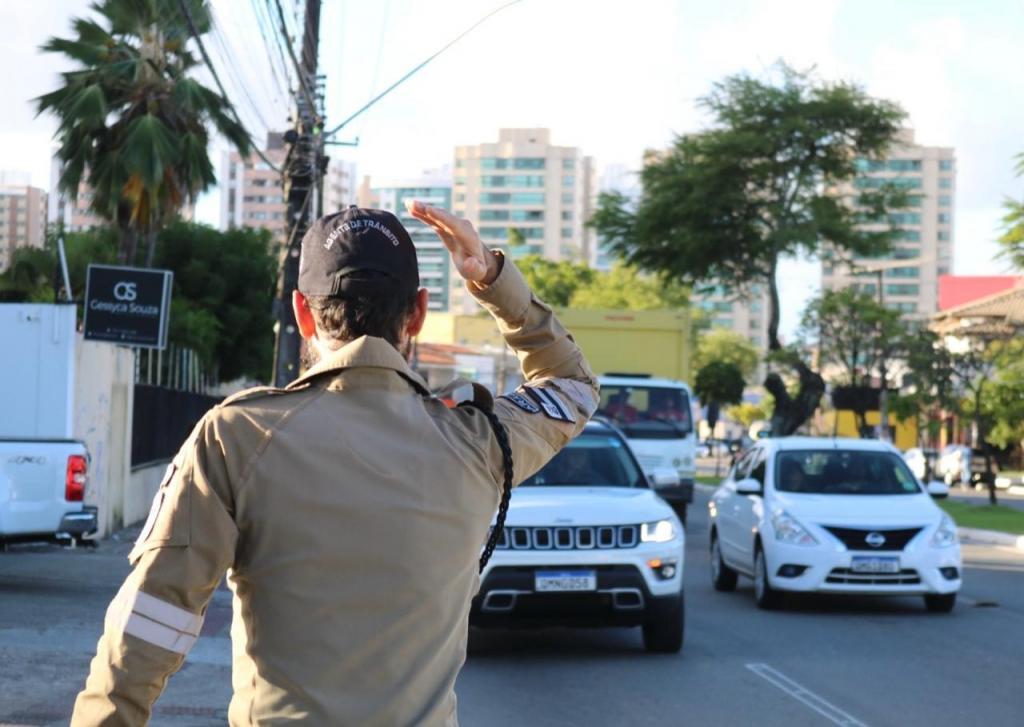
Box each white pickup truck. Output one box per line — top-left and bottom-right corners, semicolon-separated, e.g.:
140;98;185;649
0;439;97;545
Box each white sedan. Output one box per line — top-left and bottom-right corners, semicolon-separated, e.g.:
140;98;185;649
708;437;961;612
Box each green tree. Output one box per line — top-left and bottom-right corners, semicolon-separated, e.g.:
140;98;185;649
984;341;1024;453
516;255;595;307
997;153;1024;270
591;63;908;435
891;330;955;446
727;398;774;431
694;328;760;381
0;223;276;382
694;361;746;433
37;0;252;265
570;263;689;310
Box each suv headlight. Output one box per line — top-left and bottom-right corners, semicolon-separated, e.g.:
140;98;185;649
930;514;958;548
771;510;817;546
641;519;675;543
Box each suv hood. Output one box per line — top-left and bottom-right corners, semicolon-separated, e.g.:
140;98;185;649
504;487;673;527
772;491;941;527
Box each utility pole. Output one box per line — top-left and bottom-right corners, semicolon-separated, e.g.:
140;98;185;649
273;0;323;387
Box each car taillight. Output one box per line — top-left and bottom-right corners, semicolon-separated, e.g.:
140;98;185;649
66;455;87;502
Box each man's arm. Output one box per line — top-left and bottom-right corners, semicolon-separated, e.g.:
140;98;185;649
406;201;599;483
72;415;237;726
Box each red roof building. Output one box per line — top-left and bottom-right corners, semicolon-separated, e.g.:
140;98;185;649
938;275;1023;311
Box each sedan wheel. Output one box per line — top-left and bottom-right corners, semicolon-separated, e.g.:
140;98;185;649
710;535;738;592
754;548;782;610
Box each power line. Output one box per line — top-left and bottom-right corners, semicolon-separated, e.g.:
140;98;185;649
176;0;283;173
270;0;321;123
326;0;523;138
247;0;291;101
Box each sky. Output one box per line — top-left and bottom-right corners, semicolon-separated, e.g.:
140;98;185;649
3;0;1023;338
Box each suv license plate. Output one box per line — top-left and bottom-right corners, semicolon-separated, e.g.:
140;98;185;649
535;570;597;592
851;556;899;574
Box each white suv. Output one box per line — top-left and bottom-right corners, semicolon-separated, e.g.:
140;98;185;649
708;437;961;612
472;420;686;653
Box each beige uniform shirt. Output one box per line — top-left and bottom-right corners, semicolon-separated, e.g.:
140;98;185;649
72;258;598;726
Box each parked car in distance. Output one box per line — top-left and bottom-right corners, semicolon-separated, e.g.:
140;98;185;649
1;439;96;545
472;419;686;653
708;437;961;612
903;447;939;483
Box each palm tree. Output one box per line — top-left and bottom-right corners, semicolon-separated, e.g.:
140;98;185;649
37;0;253;265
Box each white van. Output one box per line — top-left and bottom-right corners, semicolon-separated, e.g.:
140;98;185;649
597;375;696;522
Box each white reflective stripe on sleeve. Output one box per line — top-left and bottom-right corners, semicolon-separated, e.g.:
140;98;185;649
106;584;205;655
130;591;203;636
124;613;199;655
548;378;598;418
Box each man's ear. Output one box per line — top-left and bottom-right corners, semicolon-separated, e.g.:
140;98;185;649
292;290;318;340
405;288;430;339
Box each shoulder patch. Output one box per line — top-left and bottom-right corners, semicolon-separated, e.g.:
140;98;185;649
500;390;540;414
523;385;576;423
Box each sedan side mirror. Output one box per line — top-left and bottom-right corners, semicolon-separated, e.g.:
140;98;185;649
926;481;949;499
735;478;762;495
649;467;681;489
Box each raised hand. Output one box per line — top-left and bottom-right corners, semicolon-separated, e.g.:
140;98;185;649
404;200;501;286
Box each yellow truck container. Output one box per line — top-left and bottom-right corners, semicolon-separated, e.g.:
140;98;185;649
420;308;693;383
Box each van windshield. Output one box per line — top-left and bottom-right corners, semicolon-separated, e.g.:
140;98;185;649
597;385;693;439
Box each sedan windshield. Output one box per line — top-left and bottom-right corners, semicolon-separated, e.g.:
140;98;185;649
775;449;923;495
520;434;645;488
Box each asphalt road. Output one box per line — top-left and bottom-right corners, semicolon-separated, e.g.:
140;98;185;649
2;490;1023;726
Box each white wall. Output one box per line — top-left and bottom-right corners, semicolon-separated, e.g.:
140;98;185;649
74;335;135;536
0;304;76;438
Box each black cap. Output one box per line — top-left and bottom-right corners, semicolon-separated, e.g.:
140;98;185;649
298;206;420;297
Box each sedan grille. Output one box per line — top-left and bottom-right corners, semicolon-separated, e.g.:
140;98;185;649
494;525;640;550
825;568;921;585
822;526;923;552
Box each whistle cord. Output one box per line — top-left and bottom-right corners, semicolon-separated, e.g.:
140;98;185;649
461;402;513;573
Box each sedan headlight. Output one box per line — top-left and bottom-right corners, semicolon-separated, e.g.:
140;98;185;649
641;519;676;543
771;510;817;546
930;514;958;548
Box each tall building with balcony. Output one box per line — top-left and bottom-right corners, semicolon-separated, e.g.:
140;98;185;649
0;172;47;271
357;169;453;311
822;129;956;321
220;132;356;236
452;129;594;310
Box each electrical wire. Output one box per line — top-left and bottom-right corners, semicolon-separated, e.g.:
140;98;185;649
176;0;283;173
326;0;523;138
247;0;291;101
270;0;321;122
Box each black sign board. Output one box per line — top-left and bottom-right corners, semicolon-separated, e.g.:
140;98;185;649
83;265;173;349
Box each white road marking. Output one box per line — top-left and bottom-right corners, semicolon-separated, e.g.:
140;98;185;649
746;663;869;727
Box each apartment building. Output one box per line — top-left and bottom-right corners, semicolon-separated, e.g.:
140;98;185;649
0;173;47;271
823;129;956;321
220;132;356;236
357;170;453;312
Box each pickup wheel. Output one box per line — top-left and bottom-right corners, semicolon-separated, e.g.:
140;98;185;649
710;533;738;592
642;593;685;654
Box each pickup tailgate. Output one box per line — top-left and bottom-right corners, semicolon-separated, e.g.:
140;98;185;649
0;440;87;536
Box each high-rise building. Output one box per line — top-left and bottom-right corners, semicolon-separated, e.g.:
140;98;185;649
453;128;593;258
823;129;955;321
220;132;357;236
358;169;453;311
0;173;47;271
690;284;771;352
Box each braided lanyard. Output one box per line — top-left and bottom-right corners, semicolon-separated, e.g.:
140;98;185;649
459;402;514;573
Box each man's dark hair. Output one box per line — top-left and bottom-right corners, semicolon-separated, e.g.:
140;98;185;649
306;280;418;347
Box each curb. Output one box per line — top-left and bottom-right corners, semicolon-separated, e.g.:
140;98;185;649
958;526;1024;550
